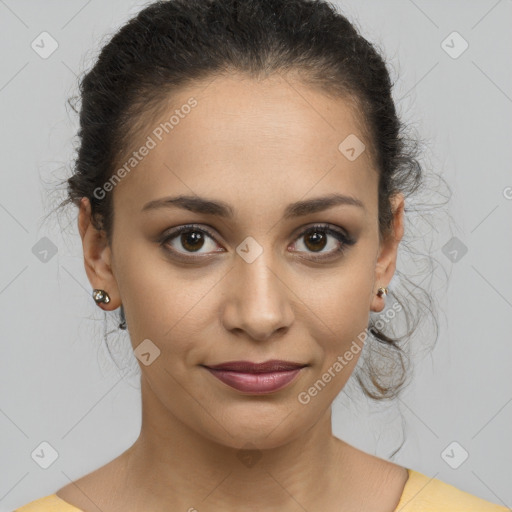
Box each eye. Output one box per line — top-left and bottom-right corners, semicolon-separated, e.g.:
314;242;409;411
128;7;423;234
159;223;355;262
160;224;224;260
289;224;355;261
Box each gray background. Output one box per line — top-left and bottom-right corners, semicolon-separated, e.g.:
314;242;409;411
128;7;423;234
1;0;511;510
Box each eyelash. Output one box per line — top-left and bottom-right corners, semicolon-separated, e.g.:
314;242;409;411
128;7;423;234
159;223;355;262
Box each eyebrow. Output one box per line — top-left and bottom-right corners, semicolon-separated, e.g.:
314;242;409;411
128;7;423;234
141;193;365;218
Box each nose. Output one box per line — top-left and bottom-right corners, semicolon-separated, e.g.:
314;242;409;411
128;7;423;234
221;253;295;342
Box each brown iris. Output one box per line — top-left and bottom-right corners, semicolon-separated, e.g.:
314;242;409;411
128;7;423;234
181;231;205;252
303;230;327;252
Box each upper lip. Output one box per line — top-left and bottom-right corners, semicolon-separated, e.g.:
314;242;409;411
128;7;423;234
204;360;307;373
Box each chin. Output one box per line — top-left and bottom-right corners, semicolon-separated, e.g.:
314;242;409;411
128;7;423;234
199;413;308;451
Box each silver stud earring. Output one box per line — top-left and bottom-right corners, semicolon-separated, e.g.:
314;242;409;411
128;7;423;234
376;286;388;298
92;289;111;304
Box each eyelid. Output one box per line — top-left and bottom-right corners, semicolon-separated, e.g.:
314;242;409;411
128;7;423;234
292;223;351;242
160;223;220;244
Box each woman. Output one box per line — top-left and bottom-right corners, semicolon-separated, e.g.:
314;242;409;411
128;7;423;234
15;0;508;510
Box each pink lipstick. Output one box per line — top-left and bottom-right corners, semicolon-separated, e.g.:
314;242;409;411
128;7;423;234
203;360;306;394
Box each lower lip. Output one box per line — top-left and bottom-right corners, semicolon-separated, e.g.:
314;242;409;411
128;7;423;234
205;368;303;394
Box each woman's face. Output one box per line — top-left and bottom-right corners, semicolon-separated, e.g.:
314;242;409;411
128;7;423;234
80;73;403;449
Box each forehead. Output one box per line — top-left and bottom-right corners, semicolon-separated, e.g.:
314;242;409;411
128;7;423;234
112;73;377;220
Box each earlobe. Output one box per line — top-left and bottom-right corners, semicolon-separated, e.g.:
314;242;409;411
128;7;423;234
78;197;121;310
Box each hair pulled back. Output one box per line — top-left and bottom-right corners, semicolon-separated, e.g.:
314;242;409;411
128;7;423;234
58;0;440;407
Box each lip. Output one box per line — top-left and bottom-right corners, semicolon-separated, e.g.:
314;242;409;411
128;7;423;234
205;368;304;394
202;360;307;394
205;360;307;373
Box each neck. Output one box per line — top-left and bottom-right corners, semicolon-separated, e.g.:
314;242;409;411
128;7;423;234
117;374;357;512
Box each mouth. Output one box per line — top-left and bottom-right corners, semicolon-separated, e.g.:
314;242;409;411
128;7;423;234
201;360;308;394
204;360;307;373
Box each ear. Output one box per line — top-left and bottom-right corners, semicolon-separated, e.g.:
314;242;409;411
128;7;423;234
78;197;121;311
370;192;405;313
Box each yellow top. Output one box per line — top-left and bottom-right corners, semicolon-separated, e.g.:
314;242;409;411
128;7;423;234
14;468;509;511
394;469;508;510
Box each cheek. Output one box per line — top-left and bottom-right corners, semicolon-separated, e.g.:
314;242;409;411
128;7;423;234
297;289;370;407
300;248;376;378
311;286;371;370
303;252;375;333
114;242;222;357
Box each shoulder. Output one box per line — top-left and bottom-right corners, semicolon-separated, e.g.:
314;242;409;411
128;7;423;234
14;494;83;511
395;469;509;511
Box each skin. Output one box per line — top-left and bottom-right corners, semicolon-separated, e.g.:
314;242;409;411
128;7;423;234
57;72;407;512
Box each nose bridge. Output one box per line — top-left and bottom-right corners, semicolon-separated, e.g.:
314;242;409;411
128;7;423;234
222;244;294;340
240;251;282;305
